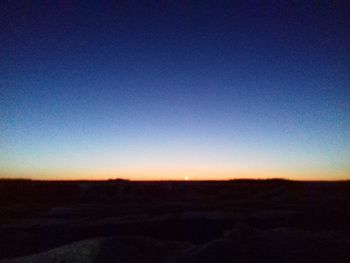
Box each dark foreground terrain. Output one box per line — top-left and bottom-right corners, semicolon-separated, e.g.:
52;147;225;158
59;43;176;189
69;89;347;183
0;179;349;262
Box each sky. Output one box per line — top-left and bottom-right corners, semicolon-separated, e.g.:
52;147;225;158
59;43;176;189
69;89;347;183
1;1;349;180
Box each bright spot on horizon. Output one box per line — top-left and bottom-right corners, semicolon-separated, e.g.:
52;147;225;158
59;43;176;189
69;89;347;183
0;2;349;181
185;176;189;181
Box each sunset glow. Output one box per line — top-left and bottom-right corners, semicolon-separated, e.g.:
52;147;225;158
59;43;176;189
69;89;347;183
1;2;349;181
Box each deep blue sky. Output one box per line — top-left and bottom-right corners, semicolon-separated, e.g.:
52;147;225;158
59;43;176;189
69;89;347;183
1;1;349;180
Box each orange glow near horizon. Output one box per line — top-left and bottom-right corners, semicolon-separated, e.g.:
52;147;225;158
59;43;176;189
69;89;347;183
2;2;349;185
1;167;349;181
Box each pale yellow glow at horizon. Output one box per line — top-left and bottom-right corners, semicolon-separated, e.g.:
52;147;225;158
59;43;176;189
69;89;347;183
1;166;349;181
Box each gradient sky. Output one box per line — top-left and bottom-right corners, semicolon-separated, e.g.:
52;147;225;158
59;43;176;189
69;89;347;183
1;1;349;180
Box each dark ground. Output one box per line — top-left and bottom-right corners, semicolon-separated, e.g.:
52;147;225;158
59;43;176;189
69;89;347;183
0;179;349;262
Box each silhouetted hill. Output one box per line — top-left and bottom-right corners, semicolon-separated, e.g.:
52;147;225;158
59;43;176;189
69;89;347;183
0;179;349;262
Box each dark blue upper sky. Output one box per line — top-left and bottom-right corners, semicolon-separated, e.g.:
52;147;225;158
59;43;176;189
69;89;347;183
1;1;349;180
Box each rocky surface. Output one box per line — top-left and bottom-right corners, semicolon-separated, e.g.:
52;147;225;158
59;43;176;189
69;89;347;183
2;225;349;263
1;236;191;263
1;179;349;262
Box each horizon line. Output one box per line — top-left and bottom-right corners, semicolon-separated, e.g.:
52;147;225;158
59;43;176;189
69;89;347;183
1;177;349;183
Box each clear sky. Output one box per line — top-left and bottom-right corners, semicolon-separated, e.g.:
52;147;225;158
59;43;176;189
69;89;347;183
1;1;349;180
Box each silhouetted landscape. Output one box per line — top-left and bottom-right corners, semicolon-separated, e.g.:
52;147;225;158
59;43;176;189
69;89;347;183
2;0;350;262
1;179;349;262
